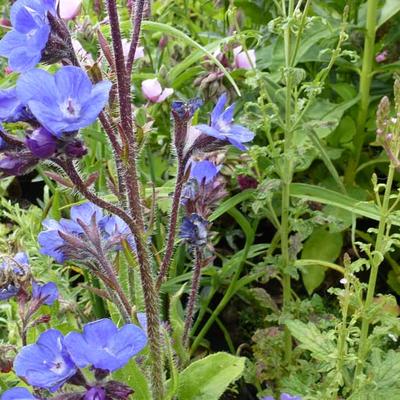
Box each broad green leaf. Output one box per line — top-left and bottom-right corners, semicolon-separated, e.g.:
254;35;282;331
177;352;246;400
301;228;343;294
290;183;400;226
113;358;151;400
286;320;337;361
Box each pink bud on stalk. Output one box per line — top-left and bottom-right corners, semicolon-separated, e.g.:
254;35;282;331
233;46;256;69
375;50;388;63
57;0;83;20
141;78;174;103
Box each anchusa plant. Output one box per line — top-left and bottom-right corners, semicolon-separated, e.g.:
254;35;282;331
0;0;254;398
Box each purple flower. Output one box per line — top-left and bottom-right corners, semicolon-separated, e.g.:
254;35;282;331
16;66;111;136
190;160;220;184
14;329;77;391
375;50;388;63
84;387;106;400
141;78;173;103
0;152;39;176
233;46;256;69
26;127;57;158
38;202;103;263
195;93;254;150
1;387;36;400
280;395;302;400
0;0;55;72
32;281;58;305
172;98;203;122
179;213;208;247
64;318;147;372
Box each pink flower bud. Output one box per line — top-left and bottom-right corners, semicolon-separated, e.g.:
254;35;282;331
141;78;173;103
233;46;256;70
375;50;388;63
121;39;144;61
58;0;83;20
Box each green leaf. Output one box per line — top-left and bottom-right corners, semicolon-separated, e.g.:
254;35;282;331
209;190;255;222
301;228;343;294
286;320;337;362
290;183;400;226
141;21;240;95
177;352;246;400
113;358;151;400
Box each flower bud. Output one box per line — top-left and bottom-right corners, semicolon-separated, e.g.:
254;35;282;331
26;128;57;159
84;387;106;400
58;0;83;20
64;139;88;158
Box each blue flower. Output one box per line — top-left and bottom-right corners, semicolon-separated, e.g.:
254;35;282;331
38;202;103;262
195;93;254;150
84;387;106;400
1;387;36;400
99;215;136;251
261;394;302;400
172;98;203;121
16;66;111;136
64;318;147;372
32;281;58;305
14;328;77;391
190;160;220;184
0;0;55;72
179;213;208;247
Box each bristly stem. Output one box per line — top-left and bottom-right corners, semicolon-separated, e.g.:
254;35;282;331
126;0;146;76
156;164;186;290
183;247;203;347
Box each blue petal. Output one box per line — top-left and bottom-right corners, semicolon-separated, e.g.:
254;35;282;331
0;88;23;121
226;136;247;151
38;230;65;263
14;252;29;266
54;66;92;101
70;202;103;225
227;124;255;142
83;318;118;348
195;124;224;140
210;93;227;125
0;30;25;55
9;48;42;73
220;103;235;125
32;281;58;305
190;160;220;184
13;6;39;34
1;387;36;400
16;68;58;104
64;331;93;368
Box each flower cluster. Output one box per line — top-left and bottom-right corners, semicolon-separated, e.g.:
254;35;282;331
3;318;146;398
39;202;135;263
0;66;110;176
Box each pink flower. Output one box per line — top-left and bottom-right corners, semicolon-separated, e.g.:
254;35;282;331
121;39;144;61
233;46;256;70
58;0;82;20
141;78;173;103
375;50;388;63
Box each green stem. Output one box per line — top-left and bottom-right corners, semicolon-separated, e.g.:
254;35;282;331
344;0;379;185
280;0;295;365
353;163;395;389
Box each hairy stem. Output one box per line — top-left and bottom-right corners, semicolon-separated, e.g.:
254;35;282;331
183;248;202;347
156;164;185;290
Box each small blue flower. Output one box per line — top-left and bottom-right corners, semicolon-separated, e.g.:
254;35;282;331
0;252;30;300
280;395;302;400
195;93;254;150
32;281;58;305
172;98;203;121
190;160;220;184
38;202;103;262
14;328;77;391
0;0;55;72
64;318;147;372
16;66;112;136
179;213;208;247
1;387;36;400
